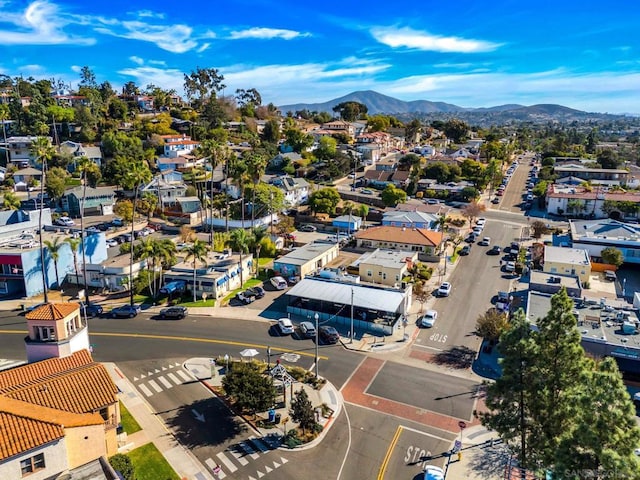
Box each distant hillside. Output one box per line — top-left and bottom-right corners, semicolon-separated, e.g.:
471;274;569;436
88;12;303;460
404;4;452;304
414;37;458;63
511;104;585;115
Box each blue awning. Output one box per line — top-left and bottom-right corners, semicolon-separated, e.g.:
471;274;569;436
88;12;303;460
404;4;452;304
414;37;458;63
216;277;226;286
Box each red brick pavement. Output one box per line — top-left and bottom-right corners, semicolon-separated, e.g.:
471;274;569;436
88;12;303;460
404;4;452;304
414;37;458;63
341;357;483;433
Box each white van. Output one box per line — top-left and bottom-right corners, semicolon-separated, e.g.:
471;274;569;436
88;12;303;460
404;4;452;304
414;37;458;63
423;465;444;480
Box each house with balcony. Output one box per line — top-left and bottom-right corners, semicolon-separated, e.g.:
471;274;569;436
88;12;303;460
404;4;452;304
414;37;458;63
270;175;309;206
545;184;640;220
0;303;119;480
141;171;187;208
60;186;116;217
59;141;103;170
320;120;355;139
553;165;630;186
0;136;52;168
160;134;201;158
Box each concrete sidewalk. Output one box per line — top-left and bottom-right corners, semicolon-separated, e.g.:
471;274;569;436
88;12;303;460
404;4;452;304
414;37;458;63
443;425;509;480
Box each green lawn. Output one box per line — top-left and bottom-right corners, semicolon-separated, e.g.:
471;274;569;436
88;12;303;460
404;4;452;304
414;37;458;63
128;443;180;480
119;401;141;434
177;298;216;307
258;257;274;266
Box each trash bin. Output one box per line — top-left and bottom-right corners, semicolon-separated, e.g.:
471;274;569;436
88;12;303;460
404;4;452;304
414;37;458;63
268;409;276;423
274;413;281;424
21;304;25;312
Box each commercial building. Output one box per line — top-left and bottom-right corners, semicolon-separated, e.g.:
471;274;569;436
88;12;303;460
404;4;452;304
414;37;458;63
354;226;443;256
543;246;591;284
570;219;640;264
545;185;640;220
356;249;417;287
382;210;438;229
273;242;339;280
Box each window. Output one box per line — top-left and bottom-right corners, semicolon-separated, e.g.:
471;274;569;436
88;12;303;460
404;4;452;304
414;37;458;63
0;281;7;294
20;453;45;476
366;270;372;277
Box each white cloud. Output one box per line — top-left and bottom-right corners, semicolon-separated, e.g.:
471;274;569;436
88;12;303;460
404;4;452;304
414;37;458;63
0;0;94;45
148;59;167;66
118;66;185;93
132;9;165;19
129;56;144;65
228;27;310;40
70;65;82;73
371;26;501;53
19;64;43;73
95;21;198;53
196;43;210;53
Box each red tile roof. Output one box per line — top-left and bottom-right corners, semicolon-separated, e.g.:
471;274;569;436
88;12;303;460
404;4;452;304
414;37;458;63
25;302;80;321
0;411;64;460
355;226;443;247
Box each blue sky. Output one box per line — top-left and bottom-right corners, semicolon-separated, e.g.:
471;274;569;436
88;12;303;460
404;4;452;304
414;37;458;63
1;0;640;113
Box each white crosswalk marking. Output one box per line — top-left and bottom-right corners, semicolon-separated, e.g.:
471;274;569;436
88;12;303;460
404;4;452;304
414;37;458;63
154;368;160;373
167;372;182;385
157;376;172;389
147;379;162;393
239;441;259;459
264;465;272;473
138;383;153;397
280;457;288;464
205;457;226;477
229;447;249;466
176;370;192;382
257;470;264;478
216;452;237;473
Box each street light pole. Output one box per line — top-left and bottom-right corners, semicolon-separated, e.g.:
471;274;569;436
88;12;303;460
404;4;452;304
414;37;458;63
350;287;354;343
314;312;319;378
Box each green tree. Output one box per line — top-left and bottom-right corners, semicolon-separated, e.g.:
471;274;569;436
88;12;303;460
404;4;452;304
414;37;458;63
227;228;253;286
475;308;509;343
45;166;68;202
314;136;337;160
443;118;469;143
290;388;317;434
357;204;369;228
114;200;134;223
308;188;341;215
367;114;390;132
183;239;209;302
64;237;81;286
284;127;314;153
381;184;407;207
332;101;367;121
197;138;231;244
245;151;268;225
423;162;454;183
43;236;64;288
2;190;21;210
596;149;620;169
108;453;135;480
600;246;623;267
183;67;226;108
222;362;276;418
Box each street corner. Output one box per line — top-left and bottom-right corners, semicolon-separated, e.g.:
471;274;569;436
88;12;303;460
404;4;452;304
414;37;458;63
377;425;453;480
183;357;216;381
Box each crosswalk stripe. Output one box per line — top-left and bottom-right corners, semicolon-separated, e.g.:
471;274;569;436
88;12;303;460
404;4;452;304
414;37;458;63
176;370;192;382
239;441;259;459
167;372;182;385
157;376;172;389
147;379;162;393
216;452;237;473
138;383;153;397
249;436;269;453
229;447;249;466
147;371;153;377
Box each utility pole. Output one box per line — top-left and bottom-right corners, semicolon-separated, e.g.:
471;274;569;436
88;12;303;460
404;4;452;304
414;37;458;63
350;287;354;343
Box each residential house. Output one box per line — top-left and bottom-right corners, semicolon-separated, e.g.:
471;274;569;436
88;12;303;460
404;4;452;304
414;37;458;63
270;175;310;206
320;120;355;139
269;151;302;169
553;165;629;186
354;226;443;255
332;214;362;233
162;196;202;226
570;219;640;264
134;94;154;111
357;249;417;287
0;136;52;168
356;132;393;157
417;179;475;198
59;141;104;169
390;169;411;188
364;170;393;188
60;186;116;217
382;210;438;230
79;255;148;292
12;167;43;191
445;147;475;159
543;246;591;284
160;134;201;158
162;250;253;300
52;94;89;108
375;159;398;171
545;184;640;219
0;230;107;297
156;154;202;172
413;145;437;157
141;171;187;208
273;243;339;279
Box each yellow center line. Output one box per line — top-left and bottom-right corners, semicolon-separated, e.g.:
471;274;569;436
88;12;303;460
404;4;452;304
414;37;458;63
377;425;403;480
0;329;329;360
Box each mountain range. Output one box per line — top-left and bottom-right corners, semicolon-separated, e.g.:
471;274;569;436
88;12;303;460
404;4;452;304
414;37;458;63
278;90;593;119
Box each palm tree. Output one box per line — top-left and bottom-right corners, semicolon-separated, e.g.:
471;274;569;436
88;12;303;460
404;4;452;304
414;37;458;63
43;237;63;289
64;237;81;286
197;139;229;245
123;161;152;306
156;239;177;291
230;155;249;227
76;158;93;303
183;239;209;302
357;204;369;229
30;136;55;302
227;229;253;287
2;191;21;210
246;151;268;226
134;237;156;297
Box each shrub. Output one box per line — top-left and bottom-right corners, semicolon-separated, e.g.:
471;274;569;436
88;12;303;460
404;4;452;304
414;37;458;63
109;454;135;480
283;429;302;448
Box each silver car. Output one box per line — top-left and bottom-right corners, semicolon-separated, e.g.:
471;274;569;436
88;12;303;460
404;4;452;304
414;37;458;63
299;321;317;338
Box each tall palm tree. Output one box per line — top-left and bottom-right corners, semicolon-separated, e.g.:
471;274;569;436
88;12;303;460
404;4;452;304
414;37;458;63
197;139;229;245
30;136;55;302
64;237;81;286
227;228;253;287
246;151;268;226
229;155;249;227
43;237;63;289
357;204;369;229
134;237;156;297
156;239;177;290
76;157;92;303
183;239;209;302
123;161;152;306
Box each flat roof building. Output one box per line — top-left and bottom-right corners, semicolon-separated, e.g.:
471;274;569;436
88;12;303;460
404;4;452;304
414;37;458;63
273;242;339;279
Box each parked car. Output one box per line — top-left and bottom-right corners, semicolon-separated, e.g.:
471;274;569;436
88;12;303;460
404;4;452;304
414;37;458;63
487;245;501;255
505;261;516;272
277;317;294;335
111;218;124;227
604;270;617;281
159;306;188;319
236;291;256;304
79;302;103;317
298;224;317;232
299;321;317;339
319;325;340;344
247;286;265;298
175;242;192;251
106;238;118;247
360;188;374;195
56;216;75;227
459;245;471;256
491;197;500;204
85;226;100;235
420;310;438;328
476;218;486;227
270;276;288;290
479;237;491;246
109;305;140;318
437;282;452;297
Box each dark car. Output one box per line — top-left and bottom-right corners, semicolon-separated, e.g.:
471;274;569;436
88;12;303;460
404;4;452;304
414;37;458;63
109;305;140;318
319;326;340;344
247;286;266;298
459;245;471;256
159;306;188;319
80;302;103;317
487;246;501;255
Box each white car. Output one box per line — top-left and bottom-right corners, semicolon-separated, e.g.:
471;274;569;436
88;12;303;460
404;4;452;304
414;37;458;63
423;465;445;480
437;282;452;297
270;276;288;290
420;310;438;328
479;237;491;246
56;216;75;227
106;238;118;247
277;317;294;335
476;218;486;227
505;261;516;272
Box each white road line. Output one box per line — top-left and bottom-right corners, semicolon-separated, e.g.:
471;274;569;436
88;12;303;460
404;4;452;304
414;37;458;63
216;452;238;472
176;370;192;382
167;372;182;385
147;379;162;393
229;446;249;466
138;383;153;397
412;344;444;352
157;376;172;389
204;458;226;478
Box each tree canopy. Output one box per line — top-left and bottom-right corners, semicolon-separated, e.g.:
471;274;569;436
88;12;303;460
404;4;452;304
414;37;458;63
308;188;341;215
